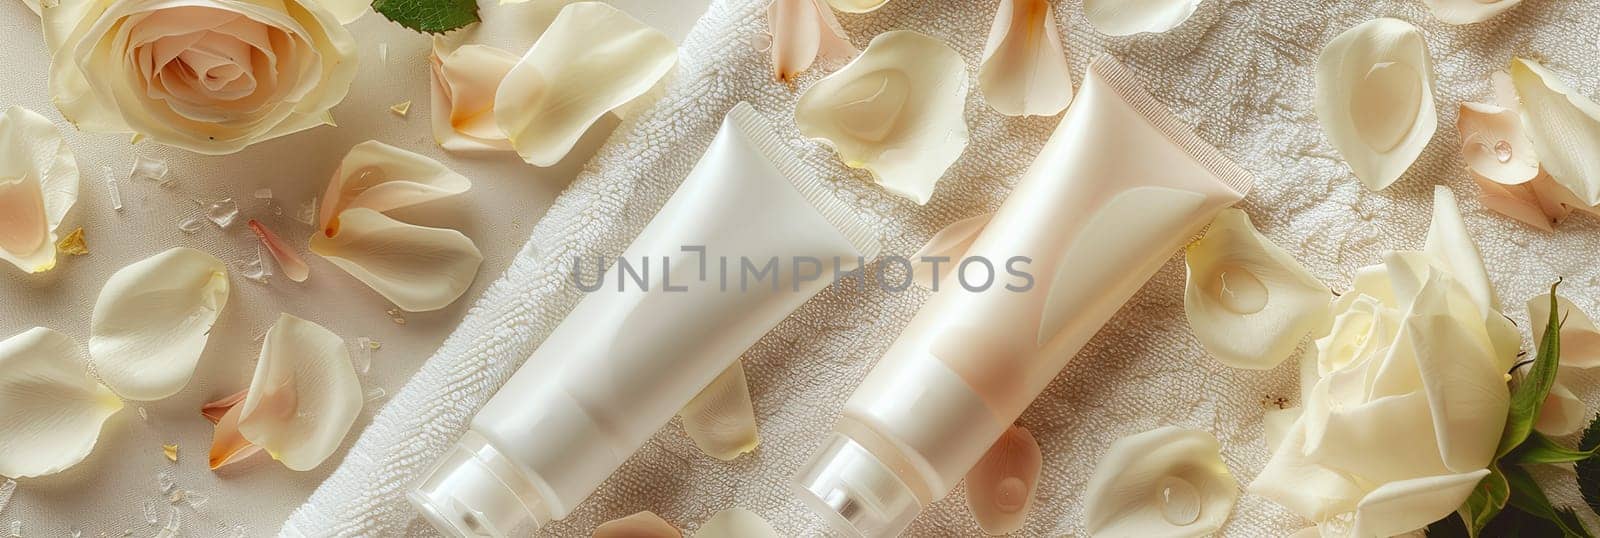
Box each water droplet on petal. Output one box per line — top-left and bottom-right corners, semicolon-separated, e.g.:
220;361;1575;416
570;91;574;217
1157;476;1201;526
1494;139;1513;163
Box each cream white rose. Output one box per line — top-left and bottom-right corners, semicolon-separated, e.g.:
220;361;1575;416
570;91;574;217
1250;187;1519;537
44;0;363;155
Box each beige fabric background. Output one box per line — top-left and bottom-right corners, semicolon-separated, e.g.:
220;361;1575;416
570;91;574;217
282;0;1600;536
0;1;705;536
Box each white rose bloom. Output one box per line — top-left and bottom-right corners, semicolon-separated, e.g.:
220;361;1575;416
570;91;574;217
43;0;362;155
1250;188;1519;537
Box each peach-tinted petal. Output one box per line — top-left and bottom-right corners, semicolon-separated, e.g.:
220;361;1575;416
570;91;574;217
0;106;79;274
310;208;483;312
1457;102;1539;185
965;425;1041;535
768;0;856;82
429;42;517;153
594;511;680;538
208;395;263;470
236;314;361;471
248;219;310;283
979;0;1073;117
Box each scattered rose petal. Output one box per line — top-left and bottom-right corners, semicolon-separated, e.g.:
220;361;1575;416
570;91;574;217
311;209;483;312
429;43;518;152
795;31;969;204
594;511;680;538
1421;0;1522;24
1084;427;1237;537
90;248;229;401
694;508;781;538
911;212;991;290
312;142;481;312
678;362;758;461
822;0;886;13
1082;0;1199;36
768;0;856;82
1185;209;1332;370
1509;58;1600;207
1316;18;1437;191
56;227;87;256
203;391;262;470
0;328;123;478
1529;293;1600;369
0;107;79;274
236;314;361;471
248;220;310;283
1457;102;1539;185
495;2;678;166
965;425;1041;535
979;0;1073;117
1474;172;1578;232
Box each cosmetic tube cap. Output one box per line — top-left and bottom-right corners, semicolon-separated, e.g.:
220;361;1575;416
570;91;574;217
409;432;551;538
794;433;921;538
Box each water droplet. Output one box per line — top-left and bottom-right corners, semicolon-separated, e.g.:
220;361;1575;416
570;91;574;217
386;308;407;325
177;216;204;235
205;199;239;228
103;165;124;212
365;386;388;403
5;520;17;538
351;337;379;375
1156;476;1201;526
1494;140;1513;163
143;500;159;526
137;407;148;421
1215;268;1269;314
993;477;1027;513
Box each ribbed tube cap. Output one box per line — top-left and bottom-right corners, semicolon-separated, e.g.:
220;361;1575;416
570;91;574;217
794;433;921;538
409;432;551;538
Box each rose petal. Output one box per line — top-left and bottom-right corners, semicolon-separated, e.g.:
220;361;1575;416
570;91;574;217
768;0;857;82
1529;293;1600;369
1262;407;1301;452
978;0;1072;117
1423;187;1499;316
795;30;969;205
429;43;518;153
822;0;887;13
0;328;123;478
318;141;473;231
1474;173;1565;232
310;208;483;312
1349;470;1489;538
1421;0;1521;24
1536;376;1586;437
694;508;781;538
0;106;79;274
910;212;991;290
1405;274;1509;474
1315;18;1437;191
236;313;361;471
19;0;39;15
1082;0;1200;36
207;395;263;470
678;362;759;461
965;425;1041;536
248;219;309;283
1458;102;1539;185
494;2;678;166
1248;416;1365;523
1184;208;1332;369
594;511;680;538
1510;58;1600;207
307;0;368;24
1083;427;1237;537
89;247;229;401
201;389;248;425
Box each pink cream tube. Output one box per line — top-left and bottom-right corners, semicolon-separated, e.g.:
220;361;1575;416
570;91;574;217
794;56;1255;536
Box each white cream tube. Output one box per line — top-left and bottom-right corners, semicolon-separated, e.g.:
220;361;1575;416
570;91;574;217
794;57;1255;537
410;103;880;537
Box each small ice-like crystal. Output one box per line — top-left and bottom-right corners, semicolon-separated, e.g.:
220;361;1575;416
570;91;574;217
386;309;407;325
156;471;176;495
130;156;170;185
378;43;389;65
253;188;273;200
351;337;374;375
390;101;412;117
205;199;239;228
229;524;248;538
178;216;204;234
143;500;159;526
5;520;16;538
365;386;388;403
69;526;81;538
0;478;15;515
103;165;124;212
138;407;148;421
155;507;180;538
241;246;273;283
294;197;319;226
180;490;209;509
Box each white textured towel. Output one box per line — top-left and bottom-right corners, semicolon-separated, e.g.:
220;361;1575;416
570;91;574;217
284;0;1600;535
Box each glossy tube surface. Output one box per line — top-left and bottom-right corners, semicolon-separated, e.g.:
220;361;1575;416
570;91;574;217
410;103;880;537
795;57;1255;537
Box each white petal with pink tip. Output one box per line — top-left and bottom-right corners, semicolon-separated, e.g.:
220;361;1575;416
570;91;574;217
236;314;362;472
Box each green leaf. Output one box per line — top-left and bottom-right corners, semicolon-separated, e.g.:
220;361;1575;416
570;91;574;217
1578;413;1600;518
1498;282;1565;457
1507;432;1600;465
1505;463;1594;537
373;0;480;34
1459;464;1511;537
